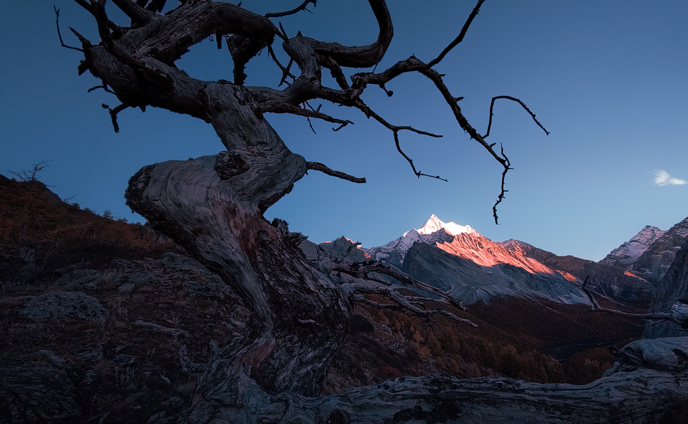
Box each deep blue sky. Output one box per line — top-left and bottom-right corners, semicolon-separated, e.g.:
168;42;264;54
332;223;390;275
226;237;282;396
2;1;687;261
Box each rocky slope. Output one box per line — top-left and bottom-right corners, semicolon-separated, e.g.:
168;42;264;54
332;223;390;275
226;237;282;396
643;239;688;339
502;239;653;306
601;217;688;284
629;217;688;284
362;215;650;307
401;239;588;305
600;225;666;267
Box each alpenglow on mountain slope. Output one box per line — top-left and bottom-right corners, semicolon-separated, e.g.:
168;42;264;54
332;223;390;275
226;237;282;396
314;216;651;307
302;215;652;307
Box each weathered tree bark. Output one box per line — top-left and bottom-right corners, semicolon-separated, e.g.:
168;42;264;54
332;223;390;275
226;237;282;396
182;335;688;423
126;152;350;400
63;1;688;422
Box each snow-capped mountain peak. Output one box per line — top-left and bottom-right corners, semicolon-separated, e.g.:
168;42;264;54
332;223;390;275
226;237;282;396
413;214;478;237
364;215;476;266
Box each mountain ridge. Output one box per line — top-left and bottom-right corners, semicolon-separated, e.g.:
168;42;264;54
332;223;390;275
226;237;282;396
355;216;652;307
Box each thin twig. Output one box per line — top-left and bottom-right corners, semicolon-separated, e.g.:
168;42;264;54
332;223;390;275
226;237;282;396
352;98;447;181
258;101;353;130
426;0;485;68
492;145;511;224
88;83;114;94
54;6;84;52
484;95;550;139
265;0;317;18
267;45;297;86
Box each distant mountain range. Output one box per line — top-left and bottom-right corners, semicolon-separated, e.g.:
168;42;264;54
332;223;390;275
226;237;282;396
306;215;655;308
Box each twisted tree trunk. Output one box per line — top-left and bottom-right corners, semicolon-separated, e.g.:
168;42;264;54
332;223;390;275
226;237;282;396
125;116;350;402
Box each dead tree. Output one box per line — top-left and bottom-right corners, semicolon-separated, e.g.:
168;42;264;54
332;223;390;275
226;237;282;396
61;1;688;422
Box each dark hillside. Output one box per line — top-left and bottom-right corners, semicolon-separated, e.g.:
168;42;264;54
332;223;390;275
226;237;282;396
0;174;180;291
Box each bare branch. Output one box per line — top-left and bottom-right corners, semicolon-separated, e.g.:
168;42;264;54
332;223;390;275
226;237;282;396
267;46;297;87
257;101;353;129
330;260;468;312
491;145;512;224
88;83;114;94
54;6;84;52
393;131;448;182
8;160;51;183
101;103;129;133
306;161;366;184
144;0;166;13
427;0;485;68
265;0;317;18
317;55;350;90
349;97;448;181
484;95;550;139
306;0;393;68
353;292;478;327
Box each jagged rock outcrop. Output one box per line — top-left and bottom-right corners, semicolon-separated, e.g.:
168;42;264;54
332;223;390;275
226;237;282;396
317;236;371;263
644;239;688;339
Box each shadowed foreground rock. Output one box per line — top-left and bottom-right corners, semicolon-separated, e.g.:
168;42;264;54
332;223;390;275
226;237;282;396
185;337;688;423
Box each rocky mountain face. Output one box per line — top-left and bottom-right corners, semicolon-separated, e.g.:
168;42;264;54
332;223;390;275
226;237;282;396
310;219;648;362
363;214;462;268
501;240;653;307
643;239;688;339
600;225;666;267
400;241;588;305
629;217;688;284
601;217;688;284
358;216;650;307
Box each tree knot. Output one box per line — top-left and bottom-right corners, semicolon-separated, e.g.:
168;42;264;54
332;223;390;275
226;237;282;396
215;151;250;179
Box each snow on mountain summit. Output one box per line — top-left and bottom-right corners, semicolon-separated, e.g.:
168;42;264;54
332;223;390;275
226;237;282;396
364;215;476;266
413;214;478;237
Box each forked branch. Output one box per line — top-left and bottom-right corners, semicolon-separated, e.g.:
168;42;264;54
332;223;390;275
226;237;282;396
101;103;130;133
325;261;477;327
330;260;477;327
54;6;84;52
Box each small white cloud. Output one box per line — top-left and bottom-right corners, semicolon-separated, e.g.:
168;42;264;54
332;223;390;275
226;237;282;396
654;170;687;186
